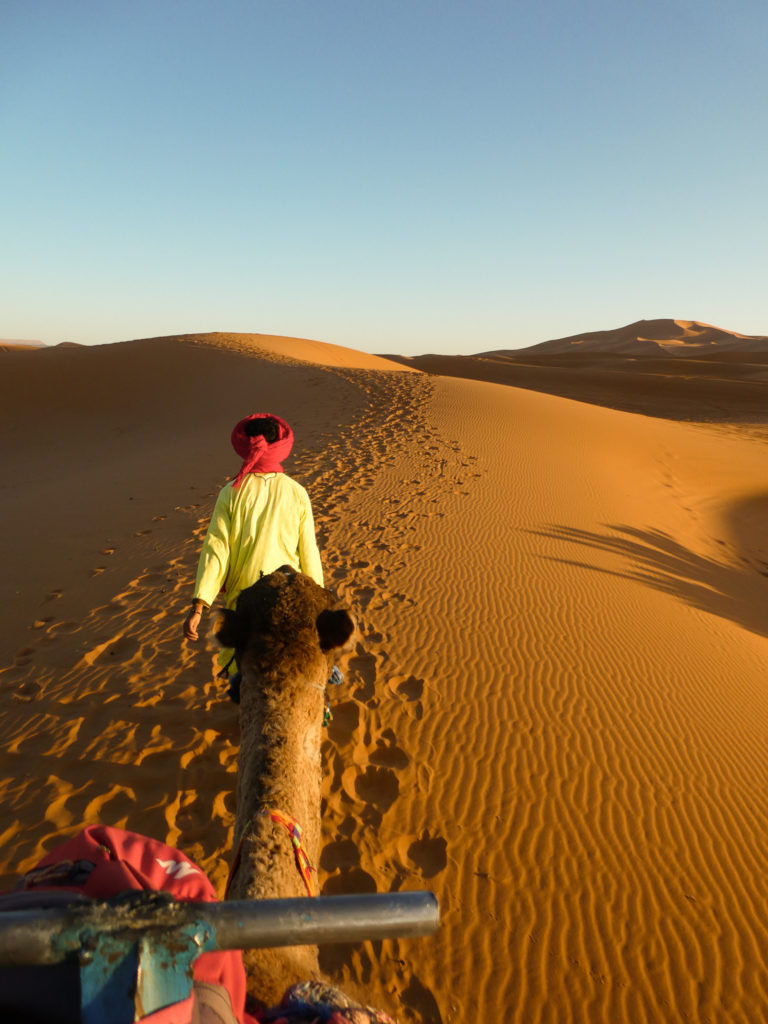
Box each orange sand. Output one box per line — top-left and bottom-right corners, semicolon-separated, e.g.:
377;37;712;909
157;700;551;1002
2;331;768;1022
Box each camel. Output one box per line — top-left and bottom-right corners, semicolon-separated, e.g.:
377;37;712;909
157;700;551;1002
215;565;356;1007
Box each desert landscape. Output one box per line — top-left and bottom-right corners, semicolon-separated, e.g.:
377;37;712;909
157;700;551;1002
1;323;768;1022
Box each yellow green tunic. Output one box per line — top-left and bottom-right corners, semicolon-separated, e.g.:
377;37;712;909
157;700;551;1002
194;473;323;613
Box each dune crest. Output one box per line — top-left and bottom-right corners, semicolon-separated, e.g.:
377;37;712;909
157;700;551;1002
134;331;418;372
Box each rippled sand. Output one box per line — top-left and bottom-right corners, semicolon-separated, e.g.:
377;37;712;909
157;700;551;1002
2;332;768;1022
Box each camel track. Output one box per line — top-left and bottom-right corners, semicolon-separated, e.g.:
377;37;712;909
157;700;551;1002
290;369;452;1022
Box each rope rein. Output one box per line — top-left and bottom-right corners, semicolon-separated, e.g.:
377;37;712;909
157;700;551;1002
225;806;318;899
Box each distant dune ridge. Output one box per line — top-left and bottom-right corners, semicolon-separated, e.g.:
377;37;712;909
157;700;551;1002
496;317;768;357
0;338;45;351
387;318;768;424
2;324;768;1022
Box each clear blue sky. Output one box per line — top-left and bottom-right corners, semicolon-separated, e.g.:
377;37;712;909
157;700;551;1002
2;0;766;354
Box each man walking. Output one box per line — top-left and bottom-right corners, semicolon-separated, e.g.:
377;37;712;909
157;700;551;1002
183;413;323;684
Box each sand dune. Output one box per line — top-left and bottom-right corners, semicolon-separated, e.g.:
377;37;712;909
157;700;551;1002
390;319;768;424
0;339;45;352
136;330;418;371
497;318;768;356
2;331;768;1022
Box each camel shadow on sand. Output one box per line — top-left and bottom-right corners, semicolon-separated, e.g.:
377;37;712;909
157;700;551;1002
532;491;768;641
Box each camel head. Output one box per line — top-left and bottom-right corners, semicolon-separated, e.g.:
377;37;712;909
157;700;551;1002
214;566;355;683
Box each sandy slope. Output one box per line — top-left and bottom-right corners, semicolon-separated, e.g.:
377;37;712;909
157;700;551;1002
2;333;768;1023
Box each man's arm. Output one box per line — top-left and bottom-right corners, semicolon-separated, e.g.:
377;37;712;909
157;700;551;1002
183;486;231;641
298;493;324;587
194;487;233;604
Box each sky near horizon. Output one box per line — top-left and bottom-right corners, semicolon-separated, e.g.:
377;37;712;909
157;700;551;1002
2;0;767;355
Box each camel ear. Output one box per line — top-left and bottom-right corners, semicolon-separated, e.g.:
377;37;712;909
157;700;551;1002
214;609;248;650
316;608;355;652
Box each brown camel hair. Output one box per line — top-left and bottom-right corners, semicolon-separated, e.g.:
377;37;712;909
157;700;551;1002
215;566;355;1007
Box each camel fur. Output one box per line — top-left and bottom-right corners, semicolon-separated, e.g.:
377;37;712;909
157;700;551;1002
215;565;355;1007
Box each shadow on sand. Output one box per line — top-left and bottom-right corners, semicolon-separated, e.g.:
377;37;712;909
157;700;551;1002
532;491;768;640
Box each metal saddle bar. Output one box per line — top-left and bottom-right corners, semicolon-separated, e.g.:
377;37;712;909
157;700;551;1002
0;890;440;967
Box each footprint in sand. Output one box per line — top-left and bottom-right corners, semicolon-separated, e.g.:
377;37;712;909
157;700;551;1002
362;628;385;645
400;976;443;1024
369;736;410;771
347;651;378;702
95;635;141;664
377;674;425;721
13;647;35;666
352;585;376;612
353;764;400;812
396;675;424;701
321;864;377;896
31;616;55;630
335;815;358;838
47;621;80;636
12;679;42;703
407;832;448;879
325;699;360;744
319;837;360;873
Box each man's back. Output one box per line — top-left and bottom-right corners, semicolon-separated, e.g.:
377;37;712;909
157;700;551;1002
194;473;323;608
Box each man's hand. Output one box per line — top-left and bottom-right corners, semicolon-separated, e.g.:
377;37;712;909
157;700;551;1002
183;601;205;641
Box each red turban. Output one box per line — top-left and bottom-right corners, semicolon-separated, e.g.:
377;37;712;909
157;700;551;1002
230;413;294;488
